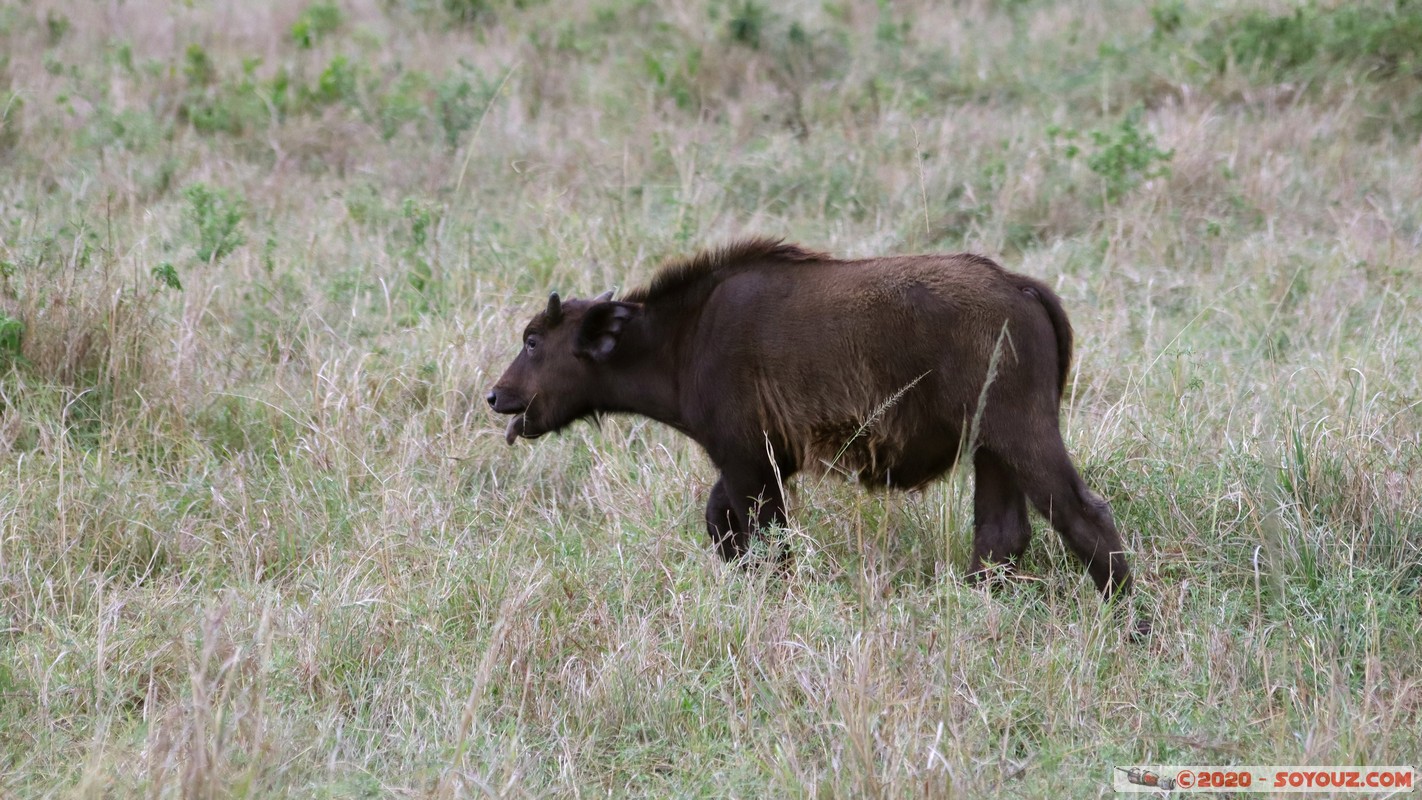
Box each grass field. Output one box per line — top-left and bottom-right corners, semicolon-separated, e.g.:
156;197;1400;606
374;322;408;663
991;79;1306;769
2;0;1421;796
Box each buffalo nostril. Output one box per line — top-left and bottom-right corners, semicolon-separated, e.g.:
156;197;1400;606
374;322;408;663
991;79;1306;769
486;391;497;408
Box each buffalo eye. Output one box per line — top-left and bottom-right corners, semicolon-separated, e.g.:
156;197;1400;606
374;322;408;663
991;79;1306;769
524;334;540;353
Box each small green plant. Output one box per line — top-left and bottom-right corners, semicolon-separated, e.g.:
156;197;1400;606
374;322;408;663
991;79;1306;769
0;91;21;153
401;197;438;300
45;10;70;45
875;0;911;47
1050;110;1173;204
151;262;183;291
179;49;280;136
435;69;490;148
377;69;431;140
306;55;360;107
270;66;293;117
1086;109;1173;202
111;42;135;74
0;312;23;368
183;43;216;87
1150;0;1184;38
642;47;702;112
442;0;491;25
292;1;344;49
262;235;278;274
1046;123;1081;159
184;183;245;264
726;0;769;49
342;181;386;226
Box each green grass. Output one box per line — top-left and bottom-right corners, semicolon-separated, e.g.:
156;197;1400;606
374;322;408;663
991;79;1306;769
2;0;1420;796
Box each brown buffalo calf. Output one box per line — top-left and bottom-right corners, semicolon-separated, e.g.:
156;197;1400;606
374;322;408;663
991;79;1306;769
488;239;1137;617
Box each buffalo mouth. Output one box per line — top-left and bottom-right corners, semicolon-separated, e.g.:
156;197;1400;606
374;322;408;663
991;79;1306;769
503;413;544;445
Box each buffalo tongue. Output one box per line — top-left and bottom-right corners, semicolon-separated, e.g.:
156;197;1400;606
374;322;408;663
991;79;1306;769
504;415;524;446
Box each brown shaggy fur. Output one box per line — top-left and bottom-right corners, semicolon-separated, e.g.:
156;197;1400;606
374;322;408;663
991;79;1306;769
621;237;828;305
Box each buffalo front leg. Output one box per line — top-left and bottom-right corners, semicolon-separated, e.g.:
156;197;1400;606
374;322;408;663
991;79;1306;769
704;469;788;564
705;477;750;561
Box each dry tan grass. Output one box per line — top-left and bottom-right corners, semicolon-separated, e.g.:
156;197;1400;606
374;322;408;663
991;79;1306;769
1;0;1420;796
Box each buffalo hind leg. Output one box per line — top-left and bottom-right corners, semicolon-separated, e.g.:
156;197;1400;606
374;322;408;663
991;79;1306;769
1006;440;1132;602
968;448;1032;587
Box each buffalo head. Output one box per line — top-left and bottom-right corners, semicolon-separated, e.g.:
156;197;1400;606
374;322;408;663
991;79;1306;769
486;290;637;444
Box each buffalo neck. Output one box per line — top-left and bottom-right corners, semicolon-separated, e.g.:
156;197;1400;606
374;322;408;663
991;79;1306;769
596;309;687;432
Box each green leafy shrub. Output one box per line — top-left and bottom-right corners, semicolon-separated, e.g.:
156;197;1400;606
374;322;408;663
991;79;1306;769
386;0;545;26
0;91;20;153
443;0;493;24
151;262;183;291
180;54;272;136
183;43;216;87
874;0;911;47
400;197;441;314
436;69;493;148
377;69;431;140
642;44;703;112
726;0;769;48
292;1;344;48
305;55;360;107
184;184;246;264
1150;0;1184;38
1085;109;1174;203
83;106;169;152
1049;110;1173;204
44;10;70;45
0;311;23;369
1202;3;1422;81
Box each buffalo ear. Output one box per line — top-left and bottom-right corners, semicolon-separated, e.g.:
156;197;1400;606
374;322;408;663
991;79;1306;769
576;301;639;361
